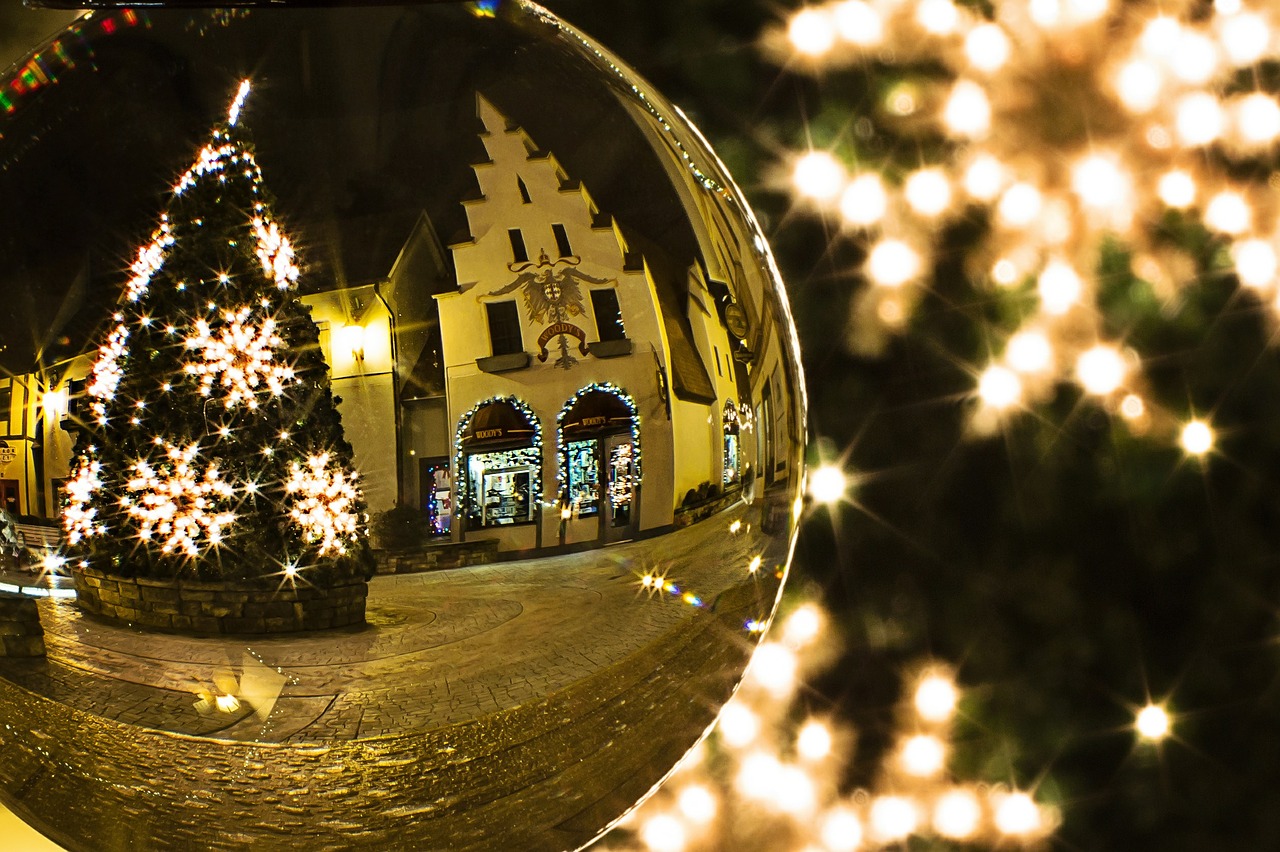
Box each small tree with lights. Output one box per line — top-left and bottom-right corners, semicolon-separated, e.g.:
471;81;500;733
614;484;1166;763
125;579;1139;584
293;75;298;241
64;82;373;589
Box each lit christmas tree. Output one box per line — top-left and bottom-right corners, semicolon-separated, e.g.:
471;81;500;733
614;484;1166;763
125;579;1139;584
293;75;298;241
64;81;372;585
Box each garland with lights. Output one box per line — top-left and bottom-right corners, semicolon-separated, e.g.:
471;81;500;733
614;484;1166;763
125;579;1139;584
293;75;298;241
63;81;372;584
554;382;643;505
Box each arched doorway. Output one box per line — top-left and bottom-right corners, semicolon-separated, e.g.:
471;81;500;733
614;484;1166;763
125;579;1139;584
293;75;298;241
558;385;641;544
456;397;542;535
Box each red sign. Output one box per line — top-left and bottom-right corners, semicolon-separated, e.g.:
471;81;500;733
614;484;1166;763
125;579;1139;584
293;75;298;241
536;322;589;363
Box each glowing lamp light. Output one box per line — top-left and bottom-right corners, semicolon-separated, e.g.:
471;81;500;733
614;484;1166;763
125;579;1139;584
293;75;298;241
964;24;1010;72
718;701;760;747
905;168;953;216
1180;419;1214;456
943;80;991;138
809;464;848;503
992;258;1020;286
215;694;241;713
959;156;1002;202
1157;170;1197;209
1140;16;1181;57
1028;0;1062;28
783;602;823;647
773;764;817;814
1231;239;1277;288
1072;154;1126;208
788;8;838;56
1235;93;1280;145
820;807;864;852
869;795;920;842
640;814;686;852
792;151;846;202
1175;93;1225;146
336;323;366;362
900;734;946;776
1037;261;1083;315
748;642;797;697
840;174;888;227
916;0;959;35
977;365;1022;410
933;789;982;839
747;554;764;574
42;388;69;417
1115;59;1162;113
736;752;782;799
1220;13;1269;66
994;792;1043;836
833;0;883;46
1120;394;1146;420
997;182;1042;228
1075;345;1126;395
676;785;716;824
1205;190;1251;235
915;673;959;722
867;239;922;287
1170;31;1219;84
1136;703;1171;741
1006;330;1052;373
797;719;834;761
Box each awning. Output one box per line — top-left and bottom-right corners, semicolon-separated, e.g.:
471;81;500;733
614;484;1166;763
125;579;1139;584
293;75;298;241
561;390;635;439
460;401;537;451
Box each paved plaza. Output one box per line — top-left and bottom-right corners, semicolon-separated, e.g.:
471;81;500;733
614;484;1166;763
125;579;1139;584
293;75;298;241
0;500;792;851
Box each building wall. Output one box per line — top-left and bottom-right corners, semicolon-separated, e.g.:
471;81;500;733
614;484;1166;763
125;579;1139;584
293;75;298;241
304;290;399;514
439;94;728;554
0;376;37;516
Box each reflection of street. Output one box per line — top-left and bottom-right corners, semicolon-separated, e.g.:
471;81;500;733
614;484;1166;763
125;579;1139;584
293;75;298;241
0;501;788;851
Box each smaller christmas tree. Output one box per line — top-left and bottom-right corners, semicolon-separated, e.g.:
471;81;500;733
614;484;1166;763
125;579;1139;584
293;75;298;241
64;81;373;585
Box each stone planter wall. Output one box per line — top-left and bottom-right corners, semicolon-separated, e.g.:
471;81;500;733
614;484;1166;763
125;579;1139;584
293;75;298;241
73;567;367;635
0;594;44;657
374;539;499;575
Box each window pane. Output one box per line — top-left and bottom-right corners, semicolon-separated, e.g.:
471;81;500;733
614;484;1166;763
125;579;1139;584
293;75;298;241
466;448;539;527
508;228;529;263
590;289;625;342
486;301;523;356
566;439;599;517
552;223;573;258
0;386;9;423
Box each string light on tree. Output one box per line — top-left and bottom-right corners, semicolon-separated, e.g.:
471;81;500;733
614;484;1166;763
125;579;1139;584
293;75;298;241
773;0;1280;458
62;80;372;583
1136;703;1172;742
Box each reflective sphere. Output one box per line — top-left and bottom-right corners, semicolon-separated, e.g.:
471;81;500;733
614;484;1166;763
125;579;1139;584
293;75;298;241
0;4;805;849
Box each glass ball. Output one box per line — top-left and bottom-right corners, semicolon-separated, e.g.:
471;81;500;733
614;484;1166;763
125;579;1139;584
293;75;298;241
0;4;805;849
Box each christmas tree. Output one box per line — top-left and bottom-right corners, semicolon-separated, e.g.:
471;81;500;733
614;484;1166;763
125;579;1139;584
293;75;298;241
64;81;372;585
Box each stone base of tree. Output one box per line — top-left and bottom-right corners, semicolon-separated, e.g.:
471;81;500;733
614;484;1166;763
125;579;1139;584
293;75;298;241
374;539;499;575
0;594;45;657
72;566;367;635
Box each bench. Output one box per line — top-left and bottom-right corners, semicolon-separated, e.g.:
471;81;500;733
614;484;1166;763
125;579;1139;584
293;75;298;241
15;524;62;553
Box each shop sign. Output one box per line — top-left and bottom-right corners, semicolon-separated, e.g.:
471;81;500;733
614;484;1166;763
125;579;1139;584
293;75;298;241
0;441;13;466
536;322;589;363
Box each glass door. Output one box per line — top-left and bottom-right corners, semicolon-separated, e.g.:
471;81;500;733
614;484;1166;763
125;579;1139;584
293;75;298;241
602;434;637;543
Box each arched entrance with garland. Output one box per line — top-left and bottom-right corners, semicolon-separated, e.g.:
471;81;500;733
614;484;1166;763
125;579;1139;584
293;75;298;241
455;397;542;539
557;384;641;545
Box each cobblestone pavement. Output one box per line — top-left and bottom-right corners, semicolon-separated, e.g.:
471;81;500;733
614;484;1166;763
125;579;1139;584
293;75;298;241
0;499;793;851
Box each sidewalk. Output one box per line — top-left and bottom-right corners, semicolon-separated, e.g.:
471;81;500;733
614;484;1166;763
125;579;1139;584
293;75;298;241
0;500;790;851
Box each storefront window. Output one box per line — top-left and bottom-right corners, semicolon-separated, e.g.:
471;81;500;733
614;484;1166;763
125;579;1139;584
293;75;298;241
566;439;600;517
723;400;740;486
467;447;539;527
456;397;542;532
421;461;453;536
